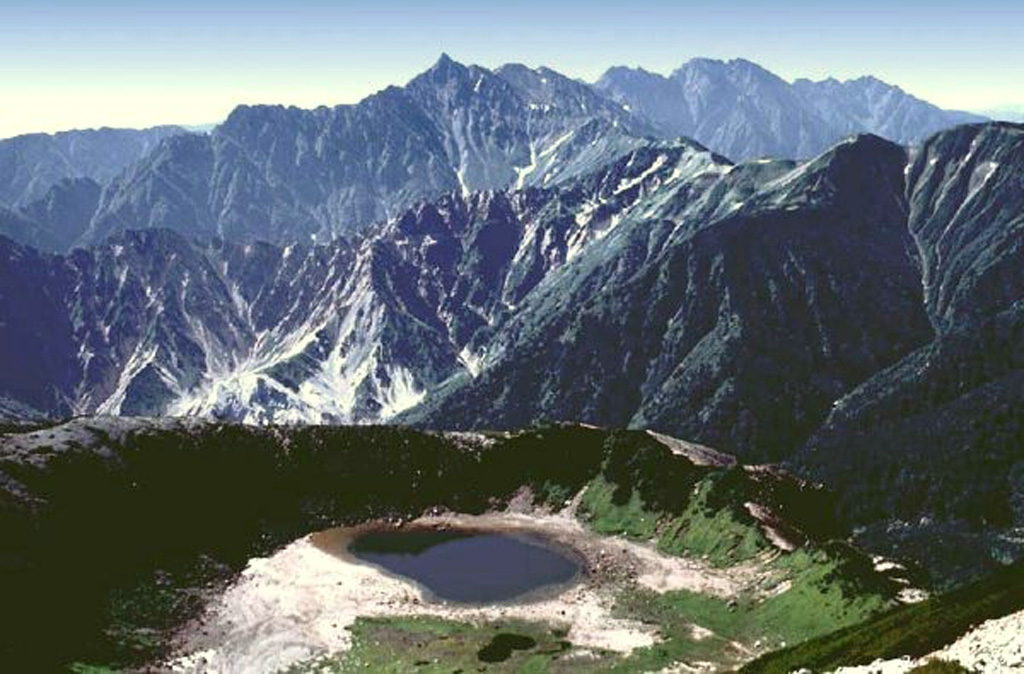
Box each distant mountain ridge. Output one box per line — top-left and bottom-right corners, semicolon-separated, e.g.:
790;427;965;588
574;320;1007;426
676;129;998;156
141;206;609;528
0;126;187;252
80;55;652;248
595;58;985;161
0;55;989;252
0;125;185;207
980;105;1024;122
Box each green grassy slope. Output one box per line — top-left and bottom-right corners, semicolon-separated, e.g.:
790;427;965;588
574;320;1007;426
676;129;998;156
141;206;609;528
741;559;1024;673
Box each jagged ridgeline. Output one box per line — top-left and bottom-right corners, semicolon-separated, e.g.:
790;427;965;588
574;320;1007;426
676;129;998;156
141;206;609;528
0;420;900;671
595;58;985;161
0;56;981;255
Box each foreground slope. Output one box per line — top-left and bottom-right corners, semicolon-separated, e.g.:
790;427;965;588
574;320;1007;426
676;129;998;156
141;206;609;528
743;560;1024;673
0;418;901;672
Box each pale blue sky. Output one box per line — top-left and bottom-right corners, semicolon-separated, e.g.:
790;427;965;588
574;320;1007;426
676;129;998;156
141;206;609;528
1;0;1021;137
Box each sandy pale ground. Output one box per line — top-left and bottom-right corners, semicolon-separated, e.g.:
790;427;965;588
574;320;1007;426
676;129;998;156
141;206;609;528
168;504;763;674
828;609;1024;674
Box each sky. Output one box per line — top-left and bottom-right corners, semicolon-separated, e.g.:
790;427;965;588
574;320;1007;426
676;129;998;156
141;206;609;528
1;0;1022;138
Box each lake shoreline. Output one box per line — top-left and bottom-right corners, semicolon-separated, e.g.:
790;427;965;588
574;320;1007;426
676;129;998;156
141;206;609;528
166;493;757;672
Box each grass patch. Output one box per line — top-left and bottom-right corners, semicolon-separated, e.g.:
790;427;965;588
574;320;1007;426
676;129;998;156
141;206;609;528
745;546;894;643
571;435;900;671
579;475;660;539
288;616;610;673
656;476;769;565
578;472;772;567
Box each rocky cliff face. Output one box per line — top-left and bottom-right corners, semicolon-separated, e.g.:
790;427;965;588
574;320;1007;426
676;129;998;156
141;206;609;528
2;126;1020;472
403;134;936;461
1;141;717;423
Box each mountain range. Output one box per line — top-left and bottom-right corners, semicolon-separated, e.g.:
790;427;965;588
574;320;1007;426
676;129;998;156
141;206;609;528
0;55;983;252
2;119;1020;551
982;105;1024;122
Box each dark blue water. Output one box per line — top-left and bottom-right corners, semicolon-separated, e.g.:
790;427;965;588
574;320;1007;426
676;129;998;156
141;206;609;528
347;529;581;603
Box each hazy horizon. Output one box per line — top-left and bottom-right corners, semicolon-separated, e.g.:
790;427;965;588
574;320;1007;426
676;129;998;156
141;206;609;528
2;0;1022;138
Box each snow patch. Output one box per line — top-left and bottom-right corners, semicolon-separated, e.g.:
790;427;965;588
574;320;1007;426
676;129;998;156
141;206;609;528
376;365;426;419
456;162;471;198
539;129;575;160
615;154;667;195
458;346;483;378
514;143;538;190
96;343;159;414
